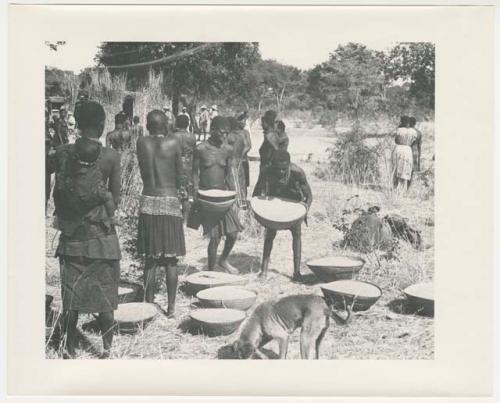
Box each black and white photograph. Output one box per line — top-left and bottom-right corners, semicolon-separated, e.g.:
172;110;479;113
44;38;435;360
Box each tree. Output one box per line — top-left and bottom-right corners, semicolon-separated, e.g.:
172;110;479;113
383;43;435;111
307;43;385;125
96;42;260;116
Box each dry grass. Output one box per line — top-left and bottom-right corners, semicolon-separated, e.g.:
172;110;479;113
45;116;434;360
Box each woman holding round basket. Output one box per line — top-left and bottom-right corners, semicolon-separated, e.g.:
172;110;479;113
252;150;312;282
188;116;243;274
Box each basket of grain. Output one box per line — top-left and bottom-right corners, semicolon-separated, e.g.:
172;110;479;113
307;255;365;282
114;302;159;334
196;286;257;311
320;280;382;311
197;189;236;214
184;271;248;296
118;280;144;304
250;196;306;230
190;308;246;336
403;282;434;316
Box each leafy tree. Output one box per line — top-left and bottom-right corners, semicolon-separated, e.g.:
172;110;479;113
383;42;435;110
96;42;260;116
307;43;385;125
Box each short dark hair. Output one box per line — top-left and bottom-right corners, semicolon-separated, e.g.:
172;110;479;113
276;120;286;132
399;115;410;128
210;116;229;134
76;101;106;131
75;137;101;164
133;116;140;124
146;110;167;134
176;115;190;129
115;112;127;125
408;117;417;127
262;110;277;126
227;116;239;131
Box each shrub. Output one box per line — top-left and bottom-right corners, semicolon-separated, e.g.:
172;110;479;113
327;128;382;185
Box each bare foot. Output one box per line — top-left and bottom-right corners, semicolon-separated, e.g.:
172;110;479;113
292;273;304;283
166;309;175;319
217;259;238;274
258;271;267;281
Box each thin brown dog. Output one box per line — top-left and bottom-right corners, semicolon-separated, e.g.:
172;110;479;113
232;294;350;359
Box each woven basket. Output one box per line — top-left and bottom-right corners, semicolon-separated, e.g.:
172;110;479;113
198;189;236;203
184;271;248;296
190;308;245;336
250;196;306;231
196;286;257;311
307;256;365;282
118;280;144;304
114;302;159;334
404;282;434;316
321;280;382;311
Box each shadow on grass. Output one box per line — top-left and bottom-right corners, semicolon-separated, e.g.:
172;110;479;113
386;298;434;318
217;344;280;359
197;252;261;275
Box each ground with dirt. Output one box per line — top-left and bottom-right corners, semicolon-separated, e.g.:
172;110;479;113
46;120;434;360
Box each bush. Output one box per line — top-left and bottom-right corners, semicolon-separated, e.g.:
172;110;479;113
326;128;382;185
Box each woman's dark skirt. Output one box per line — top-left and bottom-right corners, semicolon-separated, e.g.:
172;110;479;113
137;214;186;258
59;256;120;313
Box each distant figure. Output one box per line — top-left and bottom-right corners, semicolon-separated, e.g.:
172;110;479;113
188;116;243;274
207;104;218;134
136;110;186;317
130;115;144;150
253;150;312;282
172;114;197;222
179;106;192;131
53;107;69;147
163;105;174;133
409;116;422;172
237;111;252;197
198;105;210;142
226;113;250;208
392;115;417;191
106;112;131;151
48;101;121;359
259;111;289;171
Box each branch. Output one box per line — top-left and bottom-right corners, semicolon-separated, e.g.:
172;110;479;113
102;43;218;70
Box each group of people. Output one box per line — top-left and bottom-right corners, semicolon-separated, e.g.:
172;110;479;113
47;99;313;358
392;115;422;190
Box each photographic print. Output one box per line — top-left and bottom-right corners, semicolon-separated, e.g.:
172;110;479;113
44;38;435;360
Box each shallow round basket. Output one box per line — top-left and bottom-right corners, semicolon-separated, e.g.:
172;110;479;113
320;280;382;311
184;271;248;296
196;286;257;311
197;198;235;214
114;302;159;334
190;308;246;337
250;196;306;231
118;281;144;304
307;255;365;282
404;282;434;316
198;189;236;203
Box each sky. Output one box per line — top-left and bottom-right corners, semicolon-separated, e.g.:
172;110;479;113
45;39;397;73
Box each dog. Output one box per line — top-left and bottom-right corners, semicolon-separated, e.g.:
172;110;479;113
232;294;350;360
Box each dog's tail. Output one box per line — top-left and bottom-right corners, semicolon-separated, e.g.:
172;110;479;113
329;305;352;326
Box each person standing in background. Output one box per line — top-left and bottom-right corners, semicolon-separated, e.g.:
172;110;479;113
409;116;422;188
198;105;210;142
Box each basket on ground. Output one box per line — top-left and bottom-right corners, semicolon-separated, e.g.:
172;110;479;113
307;255;365;282
250;196;306;230
190;308;246;336
404;282;434;316
197;189;236;214
321;280;382;311
184;271;248;295
114;302;159;334
118;280;144;304
196;286;257;311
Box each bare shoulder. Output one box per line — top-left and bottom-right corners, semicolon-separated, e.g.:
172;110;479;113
101;146;120;161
